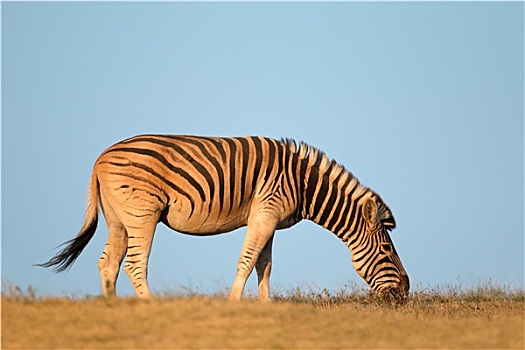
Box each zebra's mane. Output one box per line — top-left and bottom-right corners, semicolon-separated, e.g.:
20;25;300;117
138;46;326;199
282;138;396;231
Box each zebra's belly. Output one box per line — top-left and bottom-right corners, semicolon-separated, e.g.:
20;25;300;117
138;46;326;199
160;203;249;236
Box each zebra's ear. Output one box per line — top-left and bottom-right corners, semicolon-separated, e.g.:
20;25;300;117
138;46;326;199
363;198;379;227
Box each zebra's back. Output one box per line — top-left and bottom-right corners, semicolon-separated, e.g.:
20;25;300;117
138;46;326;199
95;134;302;235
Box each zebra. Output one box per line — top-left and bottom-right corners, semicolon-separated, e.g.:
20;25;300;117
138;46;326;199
39;134;409;301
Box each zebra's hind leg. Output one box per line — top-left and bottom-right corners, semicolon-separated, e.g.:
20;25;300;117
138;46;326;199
229;213;277;301
98;224;128;298
123;223;157;299
255;235;274;302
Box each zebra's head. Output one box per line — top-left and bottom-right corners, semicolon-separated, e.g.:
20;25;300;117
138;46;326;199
351;196;409;300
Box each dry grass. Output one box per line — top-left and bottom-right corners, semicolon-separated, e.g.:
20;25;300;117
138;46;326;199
2;283;524;349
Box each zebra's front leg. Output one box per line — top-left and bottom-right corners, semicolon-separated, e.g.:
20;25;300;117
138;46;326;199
123;225;156;299
255;235;274;302
229;214;277;301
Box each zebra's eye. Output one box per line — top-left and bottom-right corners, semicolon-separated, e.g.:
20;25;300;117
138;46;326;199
381;243;392;253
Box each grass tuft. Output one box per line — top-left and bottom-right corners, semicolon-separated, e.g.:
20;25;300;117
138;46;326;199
270;280;525;316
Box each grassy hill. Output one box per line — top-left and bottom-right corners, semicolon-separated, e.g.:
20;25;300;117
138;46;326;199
2;284;524;349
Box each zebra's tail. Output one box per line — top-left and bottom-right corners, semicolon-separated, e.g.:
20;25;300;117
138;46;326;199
37;171;100;272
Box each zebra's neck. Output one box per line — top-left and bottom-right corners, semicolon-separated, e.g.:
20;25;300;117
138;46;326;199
282;138;380;243
301;161;369;242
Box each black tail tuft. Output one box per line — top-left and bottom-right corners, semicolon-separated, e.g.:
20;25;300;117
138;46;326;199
36;218;98;272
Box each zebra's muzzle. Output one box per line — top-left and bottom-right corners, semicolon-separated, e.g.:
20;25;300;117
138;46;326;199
377;273;410;303
377;287;408;304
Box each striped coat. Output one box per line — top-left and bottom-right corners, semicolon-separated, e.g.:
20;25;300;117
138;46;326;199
40;135;409;300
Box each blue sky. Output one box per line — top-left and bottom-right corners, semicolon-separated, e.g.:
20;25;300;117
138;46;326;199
2;2;523;297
